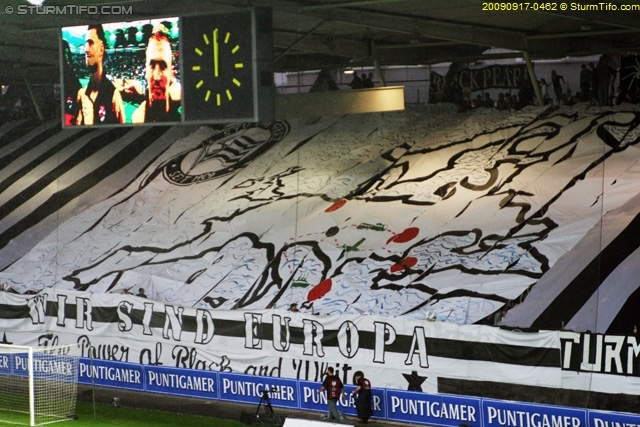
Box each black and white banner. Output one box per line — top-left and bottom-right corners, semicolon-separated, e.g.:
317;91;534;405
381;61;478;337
429;64;529;102
4;105;640;416
0;288;561;393
1;290;639;427
4;107;640;336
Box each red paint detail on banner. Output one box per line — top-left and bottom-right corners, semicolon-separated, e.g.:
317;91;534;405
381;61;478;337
390;263;404;273
390;256;418;272
325;199;347;212
308;278;332;301
402;257;418;268
387;227;419;244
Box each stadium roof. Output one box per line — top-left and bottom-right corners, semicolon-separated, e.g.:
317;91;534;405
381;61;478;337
1;0;640;84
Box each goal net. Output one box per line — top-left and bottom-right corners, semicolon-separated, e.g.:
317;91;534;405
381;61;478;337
0;344;79;426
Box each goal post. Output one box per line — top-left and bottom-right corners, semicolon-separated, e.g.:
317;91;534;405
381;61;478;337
0;344;80;426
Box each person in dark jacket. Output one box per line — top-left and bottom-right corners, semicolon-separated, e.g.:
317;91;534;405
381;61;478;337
351;371;373;424
319;367;344;422
75;24;124;125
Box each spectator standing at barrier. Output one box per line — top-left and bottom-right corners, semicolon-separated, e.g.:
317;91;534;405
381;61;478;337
319;367;344;422
360;73;369;88
539;78;551;105
351;371;373;424
483;92;494;108
75;24;125;125
517;78;533;108
615;86;629;105
580;64;591;102
496;93;508;110
461;81;472;110
363;72;374;88
349;73;363;89
550;70;566;106
310;69;340;92
507;94;518;111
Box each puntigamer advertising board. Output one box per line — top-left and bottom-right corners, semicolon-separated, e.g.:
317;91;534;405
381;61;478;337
71;357;639;427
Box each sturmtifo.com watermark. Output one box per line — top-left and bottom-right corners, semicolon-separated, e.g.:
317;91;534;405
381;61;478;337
5;4;133;15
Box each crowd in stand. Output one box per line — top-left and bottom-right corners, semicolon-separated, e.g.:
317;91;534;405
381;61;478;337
0;85;43;123
457;55;639;112
348;72;375;89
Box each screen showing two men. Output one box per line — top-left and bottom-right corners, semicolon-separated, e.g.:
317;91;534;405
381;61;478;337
61;13;259;127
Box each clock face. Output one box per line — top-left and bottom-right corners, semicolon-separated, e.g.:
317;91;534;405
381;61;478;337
193;28;243;105
182;12;255;121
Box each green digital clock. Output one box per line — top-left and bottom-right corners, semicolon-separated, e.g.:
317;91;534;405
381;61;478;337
192;28;244;106
182;9;273;123
183;11;255;121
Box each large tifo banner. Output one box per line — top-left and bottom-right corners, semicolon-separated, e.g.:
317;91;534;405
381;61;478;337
0;289;640;425
0;290;563;391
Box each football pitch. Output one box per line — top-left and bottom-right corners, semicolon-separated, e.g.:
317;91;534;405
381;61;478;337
0;400;247;427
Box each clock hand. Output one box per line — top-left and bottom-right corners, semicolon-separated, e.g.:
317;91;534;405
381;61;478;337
213;28;219;77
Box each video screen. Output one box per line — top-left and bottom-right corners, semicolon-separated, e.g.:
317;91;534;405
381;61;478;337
61;17;182;126
60;9;273;128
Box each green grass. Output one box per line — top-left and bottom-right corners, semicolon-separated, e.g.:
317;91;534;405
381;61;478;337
0;401;248;427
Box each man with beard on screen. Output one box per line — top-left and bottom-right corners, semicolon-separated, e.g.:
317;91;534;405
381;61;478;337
132;23;181;123
76;24;125;125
